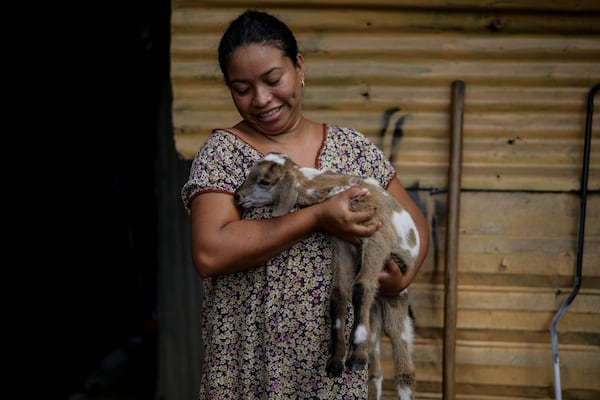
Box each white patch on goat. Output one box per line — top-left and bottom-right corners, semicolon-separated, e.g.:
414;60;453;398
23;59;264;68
371;333;380;356
397;386;412;400
354;324;368;344
264;153;287;165
299;167;322;180
328;185;351;197
392;209;420;260
335;319;341;330
364;177;381;187
374;376;383;400
401;315;415;353
370;331;378;344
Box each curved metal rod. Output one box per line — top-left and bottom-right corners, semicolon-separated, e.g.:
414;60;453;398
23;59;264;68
551;82;599;400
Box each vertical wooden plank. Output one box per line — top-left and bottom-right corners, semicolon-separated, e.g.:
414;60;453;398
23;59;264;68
443;80;466;400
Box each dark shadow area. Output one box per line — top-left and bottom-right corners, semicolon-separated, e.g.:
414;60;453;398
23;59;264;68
53;1;171;398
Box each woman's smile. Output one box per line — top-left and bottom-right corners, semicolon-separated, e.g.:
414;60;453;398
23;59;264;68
257;105;283;120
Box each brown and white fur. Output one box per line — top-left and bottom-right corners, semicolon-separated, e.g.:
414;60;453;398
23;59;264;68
234;152;418;400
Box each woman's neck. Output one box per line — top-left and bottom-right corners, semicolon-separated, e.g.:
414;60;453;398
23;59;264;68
234;118;324;167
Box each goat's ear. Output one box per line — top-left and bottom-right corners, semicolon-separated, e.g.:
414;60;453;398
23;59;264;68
272;171;298;217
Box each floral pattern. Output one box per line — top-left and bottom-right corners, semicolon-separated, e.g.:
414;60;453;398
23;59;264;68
181;124;396;399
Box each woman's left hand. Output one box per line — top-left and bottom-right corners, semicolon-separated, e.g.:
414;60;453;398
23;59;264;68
377;257;406;296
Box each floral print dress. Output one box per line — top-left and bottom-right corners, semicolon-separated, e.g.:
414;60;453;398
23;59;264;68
181;124;396;400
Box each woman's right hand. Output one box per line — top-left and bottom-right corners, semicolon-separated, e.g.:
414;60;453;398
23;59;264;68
314;187;381;244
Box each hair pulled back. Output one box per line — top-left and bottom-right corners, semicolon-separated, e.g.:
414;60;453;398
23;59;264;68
218;9;299;85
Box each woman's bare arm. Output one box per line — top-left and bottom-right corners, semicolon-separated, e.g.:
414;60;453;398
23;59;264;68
189;186;378;278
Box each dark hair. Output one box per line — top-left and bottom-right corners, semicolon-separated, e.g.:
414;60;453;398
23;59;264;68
218;9;299;84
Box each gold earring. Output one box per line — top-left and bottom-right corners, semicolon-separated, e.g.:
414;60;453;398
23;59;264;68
301;79;305;87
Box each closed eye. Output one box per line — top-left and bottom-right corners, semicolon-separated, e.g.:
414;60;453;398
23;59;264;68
257;178;271;187
233;88;249;96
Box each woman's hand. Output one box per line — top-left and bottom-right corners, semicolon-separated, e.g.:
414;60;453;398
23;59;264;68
314;186;381;244
378;257;406;296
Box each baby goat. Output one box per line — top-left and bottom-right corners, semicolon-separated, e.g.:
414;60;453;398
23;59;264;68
234;152;419;400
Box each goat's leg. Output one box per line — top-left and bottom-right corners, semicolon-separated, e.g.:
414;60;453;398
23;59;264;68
381;293;415;400
345;241;388;372
325;289;346;377
368;298;384;400
326;240;356;377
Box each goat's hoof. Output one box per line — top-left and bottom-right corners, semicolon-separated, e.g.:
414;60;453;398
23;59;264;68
345;355;367;372
326;360;344;377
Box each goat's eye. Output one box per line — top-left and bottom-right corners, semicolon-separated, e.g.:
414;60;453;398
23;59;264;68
257;179;271;187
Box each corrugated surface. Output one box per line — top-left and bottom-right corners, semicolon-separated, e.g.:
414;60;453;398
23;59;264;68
171;0;600;192
401;190;600;399
170;1;600;399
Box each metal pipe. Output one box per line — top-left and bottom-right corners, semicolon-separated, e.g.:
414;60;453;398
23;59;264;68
551;82;599;400
443;80;465;400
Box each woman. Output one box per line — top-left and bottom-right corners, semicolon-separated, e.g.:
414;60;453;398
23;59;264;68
181;9;429;399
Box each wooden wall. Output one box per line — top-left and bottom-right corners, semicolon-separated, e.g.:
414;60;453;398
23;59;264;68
169;1;600;399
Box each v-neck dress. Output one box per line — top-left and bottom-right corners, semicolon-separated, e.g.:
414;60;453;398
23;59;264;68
181;124;396;400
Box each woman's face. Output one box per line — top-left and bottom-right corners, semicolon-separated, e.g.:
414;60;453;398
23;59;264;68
226;44;305;136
